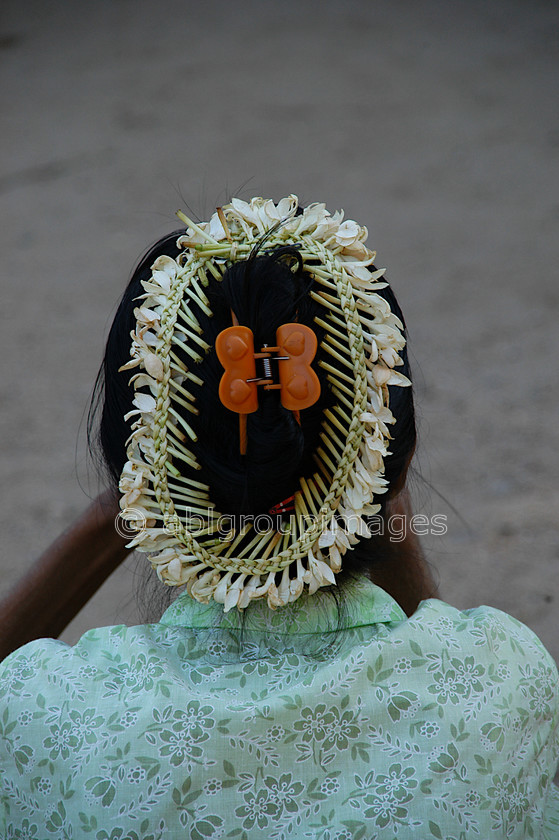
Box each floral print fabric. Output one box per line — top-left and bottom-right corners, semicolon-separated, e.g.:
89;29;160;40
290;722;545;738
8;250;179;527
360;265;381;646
1;578;558;839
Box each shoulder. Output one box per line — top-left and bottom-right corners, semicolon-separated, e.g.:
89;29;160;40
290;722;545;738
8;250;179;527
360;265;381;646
410;596;555;647
404;597;559;686
0;637;68;693
0;622;183;705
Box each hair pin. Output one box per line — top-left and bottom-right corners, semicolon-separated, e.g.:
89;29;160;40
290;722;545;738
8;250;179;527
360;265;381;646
269;495;296;516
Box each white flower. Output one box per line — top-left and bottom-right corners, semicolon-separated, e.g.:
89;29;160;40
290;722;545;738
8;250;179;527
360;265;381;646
327;543;342;572
379;346;402;367
318;515;341;548
143;353;164;381
341;240;375;261
334;220;361;247
230;198;262;227
119;480;144;509
129;373;159;396
208;214;227;241
372;364;410;388
277;567;291;605
133;393;156;413
188;568;218;601
267;579;284;608
343;481;368;511
153;254;178;277
166;557;183;582
134;306;160;330
308;549;336;586
275;194;298;219
237;575;263;609
214;571;234;604
284;202;329;237
289;574;305;601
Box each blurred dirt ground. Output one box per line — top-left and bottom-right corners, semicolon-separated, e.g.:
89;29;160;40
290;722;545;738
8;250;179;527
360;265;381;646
1;0;558;658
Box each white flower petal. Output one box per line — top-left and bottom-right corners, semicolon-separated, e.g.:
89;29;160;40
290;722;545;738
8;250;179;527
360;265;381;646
318;529;336;548
151;270;172;291
152;255;178;277
133;393;157;413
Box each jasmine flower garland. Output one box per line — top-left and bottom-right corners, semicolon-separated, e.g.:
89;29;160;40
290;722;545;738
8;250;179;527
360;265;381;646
118;196;410;611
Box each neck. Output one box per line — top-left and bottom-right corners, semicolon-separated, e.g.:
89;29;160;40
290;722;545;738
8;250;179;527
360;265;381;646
358;490;439;617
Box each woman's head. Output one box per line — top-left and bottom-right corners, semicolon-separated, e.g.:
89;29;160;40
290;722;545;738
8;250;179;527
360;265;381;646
90;197;416;610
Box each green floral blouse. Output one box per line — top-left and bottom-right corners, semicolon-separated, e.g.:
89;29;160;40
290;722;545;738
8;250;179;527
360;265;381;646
1;578;558;839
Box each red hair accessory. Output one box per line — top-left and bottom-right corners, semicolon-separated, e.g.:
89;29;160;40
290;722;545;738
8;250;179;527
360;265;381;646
268;495;296;516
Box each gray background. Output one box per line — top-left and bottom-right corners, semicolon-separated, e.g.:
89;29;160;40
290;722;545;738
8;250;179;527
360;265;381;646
1;0;558;658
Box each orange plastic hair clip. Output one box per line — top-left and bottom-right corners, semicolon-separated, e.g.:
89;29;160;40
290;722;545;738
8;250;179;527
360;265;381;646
216;322;321;453
215;326;259;415
276;324;320;411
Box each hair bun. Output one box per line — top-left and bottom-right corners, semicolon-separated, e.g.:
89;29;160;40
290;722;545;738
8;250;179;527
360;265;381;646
97;196;414;611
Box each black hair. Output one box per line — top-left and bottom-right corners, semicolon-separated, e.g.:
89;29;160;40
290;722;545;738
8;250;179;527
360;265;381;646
88;231;185;490
88;224;419;621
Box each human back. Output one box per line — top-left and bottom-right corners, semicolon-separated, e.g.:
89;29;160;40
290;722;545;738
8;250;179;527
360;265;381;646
2;579;557;837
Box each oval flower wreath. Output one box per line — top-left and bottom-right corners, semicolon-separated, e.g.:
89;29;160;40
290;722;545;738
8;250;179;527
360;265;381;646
118;196;410;611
